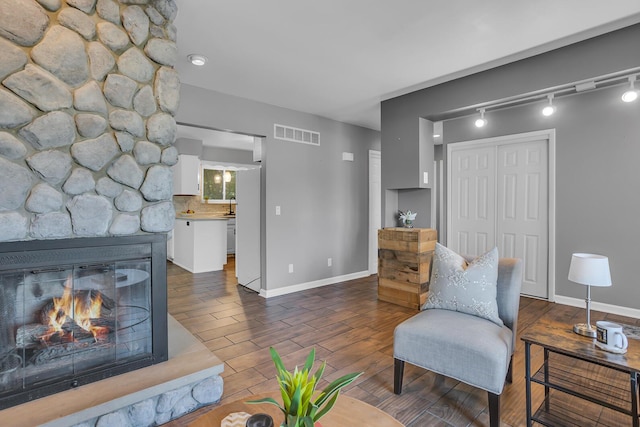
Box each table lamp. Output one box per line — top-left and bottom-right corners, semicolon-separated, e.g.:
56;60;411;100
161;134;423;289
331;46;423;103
568;253;612;337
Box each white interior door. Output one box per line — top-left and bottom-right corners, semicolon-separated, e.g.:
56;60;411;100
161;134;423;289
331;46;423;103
369;150;381;274
496;140;548;298
448;132;551;299
236;168;261;292
449;145;496;255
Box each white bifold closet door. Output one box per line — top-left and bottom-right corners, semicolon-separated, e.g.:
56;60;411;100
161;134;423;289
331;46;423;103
449;137;548;299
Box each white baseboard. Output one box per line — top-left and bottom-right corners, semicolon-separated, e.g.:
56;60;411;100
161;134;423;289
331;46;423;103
554;295;640;319
169;260;224;274
260;270;371;298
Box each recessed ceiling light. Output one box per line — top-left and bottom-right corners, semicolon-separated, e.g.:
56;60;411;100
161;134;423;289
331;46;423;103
188;54;207;66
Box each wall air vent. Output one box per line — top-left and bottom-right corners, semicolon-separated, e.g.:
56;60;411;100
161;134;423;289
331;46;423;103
274;124;320;146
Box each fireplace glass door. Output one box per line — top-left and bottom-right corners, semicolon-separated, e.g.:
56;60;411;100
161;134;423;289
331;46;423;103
0;259;152;397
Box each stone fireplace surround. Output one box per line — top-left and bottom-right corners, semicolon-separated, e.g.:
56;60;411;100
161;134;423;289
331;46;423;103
0;0;179;241
0;0;224;424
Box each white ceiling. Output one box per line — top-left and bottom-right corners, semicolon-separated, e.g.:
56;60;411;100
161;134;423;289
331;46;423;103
174;1;640;132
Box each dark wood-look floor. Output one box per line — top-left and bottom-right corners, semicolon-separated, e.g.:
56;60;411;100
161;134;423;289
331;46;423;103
164;257;640;427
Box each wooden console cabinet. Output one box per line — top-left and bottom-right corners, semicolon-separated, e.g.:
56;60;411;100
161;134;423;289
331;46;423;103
377;227;437;309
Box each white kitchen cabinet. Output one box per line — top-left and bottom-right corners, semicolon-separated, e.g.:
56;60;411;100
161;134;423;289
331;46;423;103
226;218;236;254
172;218;227;273
173;154;200;195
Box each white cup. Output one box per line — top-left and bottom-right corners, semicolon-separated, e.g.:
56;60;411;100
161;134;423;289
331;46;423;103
596;321;628;352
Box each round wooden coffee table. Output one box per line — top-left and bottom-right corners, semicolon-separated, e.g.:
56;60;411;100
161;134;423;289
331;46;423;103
188;392;404;426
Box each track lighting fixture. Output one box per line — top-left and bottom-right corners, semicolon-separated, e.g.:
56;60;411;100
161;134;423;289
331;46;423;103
542;94;556;116
621;76;638;103
469;70;639;130
475;109;487;128
188;54;207;66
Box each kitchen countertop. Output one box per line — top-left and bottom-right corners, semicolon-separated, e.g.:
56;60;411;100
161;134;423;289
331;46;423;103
175;213;235;220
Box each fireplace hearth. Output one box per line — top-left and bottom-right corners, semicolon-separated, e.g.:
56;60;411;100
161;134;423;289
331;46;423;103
0;235;168;410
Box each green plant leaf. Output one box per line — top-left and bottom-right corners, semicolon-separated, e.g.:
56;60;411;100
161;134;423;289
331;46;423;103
245;396;281;406
312;360;326;384
289;383;302;416
321;371;362;394
313;371;362;407
303;348;315;372
280;387;292;411
314;391;340;421
245;396;286;418
300;416;315;427
307;403;319;420
270;347;288;375
286;413;298;426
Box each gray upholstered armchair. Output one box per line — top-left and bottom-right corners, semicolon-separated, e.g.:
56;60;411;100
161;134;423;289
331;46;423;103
393;257;523;427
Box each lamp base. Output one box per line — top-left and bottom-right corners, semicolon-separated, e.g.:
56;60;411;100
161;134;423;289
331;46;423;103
573;323;597;337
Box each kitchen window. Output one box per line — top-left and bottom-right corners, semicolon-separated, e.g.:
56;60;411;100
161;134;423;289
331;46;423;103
202;166;236;202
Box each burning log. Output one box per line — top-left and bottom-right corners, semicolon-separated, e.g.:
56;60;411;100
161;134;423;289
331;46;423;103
29;340;113;366
16;318;115;349
16;287;116;351
16;324;51;349
38;290;115;325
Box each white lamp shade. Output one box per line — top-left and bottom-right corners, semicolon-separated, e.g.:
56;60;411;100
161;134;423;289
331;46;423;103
568;253;612;287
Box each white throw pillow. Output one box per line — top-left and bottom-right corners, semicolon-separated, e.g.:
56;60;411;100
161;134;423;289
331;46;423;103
422;243;503;326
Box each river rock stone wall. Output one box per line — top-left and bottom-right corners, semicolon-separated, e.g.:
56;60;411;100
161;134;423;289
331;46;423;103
0;0;179;242
72;374;224;427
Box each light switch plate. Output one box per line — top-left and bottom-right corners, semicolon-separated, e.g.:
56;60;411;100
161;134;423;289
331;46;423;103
423;172;429;184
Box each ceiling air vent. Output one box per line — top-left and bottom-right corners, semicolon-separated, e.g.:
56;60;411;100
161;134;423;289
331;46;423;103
274;124;320;146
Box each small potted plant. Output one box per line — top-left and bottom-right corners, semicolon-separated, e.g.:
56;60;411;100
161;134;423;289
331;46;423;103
248;347;362;427
399;210;417;228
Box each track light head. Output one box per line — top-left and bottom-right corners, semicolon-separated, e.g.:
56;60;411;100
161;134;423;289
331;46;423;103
622;76;638;103
542;94;556;116
475;109;487;128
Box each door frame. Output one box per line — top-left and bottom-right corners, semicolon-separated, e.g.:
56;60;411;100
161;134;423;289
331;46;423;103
369;150;381;275
446;129;556;301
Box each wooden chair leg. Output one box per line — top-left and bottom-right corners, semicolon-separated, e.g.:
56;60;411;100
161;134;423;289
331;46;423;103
506;355;513;384
393;358;404;395
488;392;500;427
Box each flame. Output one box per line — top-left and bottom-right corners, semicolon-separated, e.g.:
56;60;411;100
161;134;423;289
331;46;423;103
46;276;107;341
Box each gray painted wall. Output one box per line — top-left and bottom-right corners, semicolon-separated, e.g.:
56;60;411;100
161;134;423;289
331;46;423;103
201;146;254;164
175;138;204;156
381;23;640;309
175;136;254;164
177;84;380;291
397;188;431;229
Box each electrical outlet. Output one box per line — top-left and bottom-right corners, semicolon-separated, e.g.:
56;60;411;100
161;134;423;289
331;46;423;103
288;264;293;273
275;206;281;215
423;172;429;184
327;258;332;267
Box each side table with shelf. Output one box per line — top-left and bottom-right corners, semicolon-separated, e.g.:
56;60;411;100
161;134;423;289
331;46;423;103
522;320;640;427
